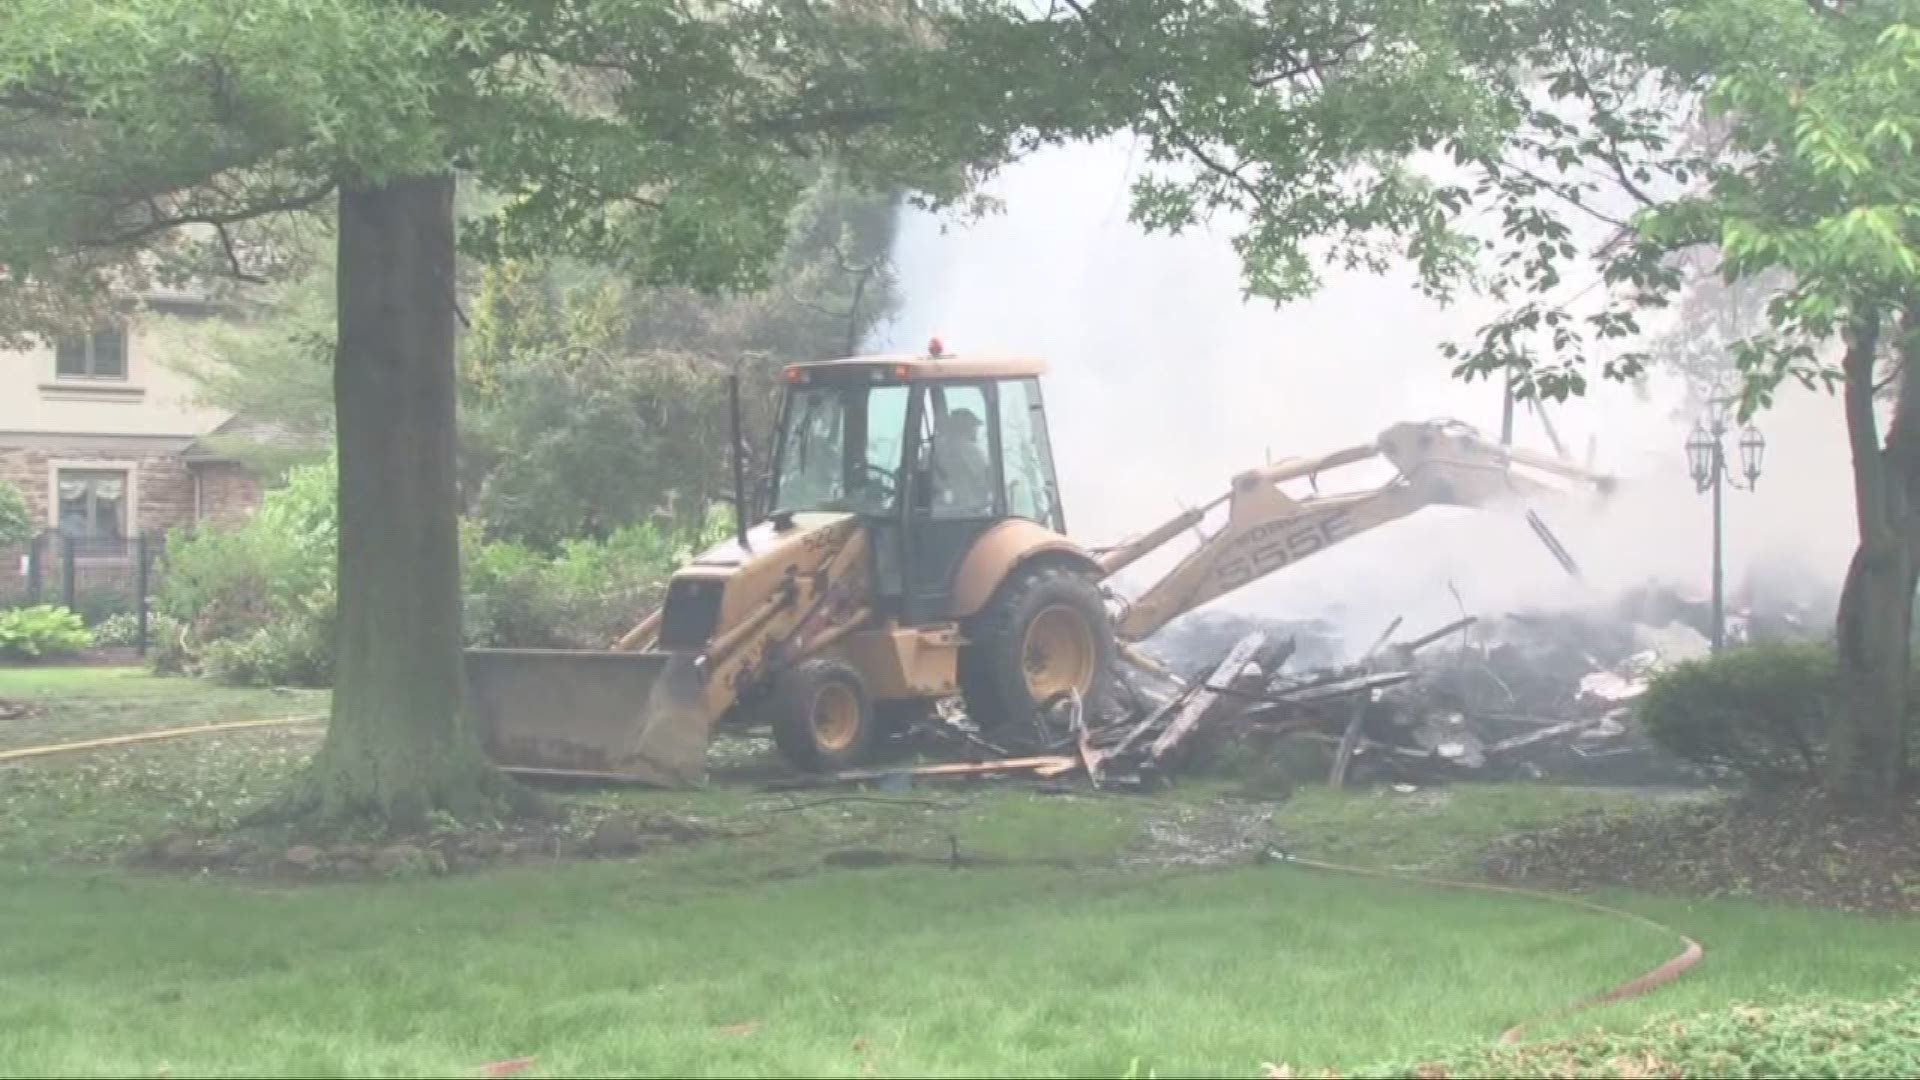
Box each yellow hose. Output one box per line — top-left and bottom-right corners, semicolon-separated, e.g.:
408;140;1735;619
0;715;323;763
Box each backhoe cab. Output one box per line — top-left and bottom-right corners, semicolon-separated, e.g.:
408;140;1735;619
463;345;1115;785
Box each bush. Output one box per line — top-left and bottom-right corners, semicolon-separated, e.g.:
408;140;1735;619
460;529;564;648
1356;983;1920;1078
156;457;337;685
199;587;334;688
90;610;187;652
154;449;726;676
0;480;28;548
159;458;335;633
73;589;137;628
1636;640;1835;787
147;614;194;675
0;605;93;659
461;509;731;649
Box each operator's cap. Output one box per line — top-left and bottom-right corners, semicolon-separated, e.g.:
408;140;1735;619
949;407;982;430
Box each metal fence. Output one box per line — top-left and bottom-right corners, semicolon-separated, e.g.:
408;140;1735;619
1;530;160;650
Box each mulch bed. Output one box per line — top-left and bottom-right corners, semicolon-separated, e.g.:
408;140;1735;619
1480;787;1920;914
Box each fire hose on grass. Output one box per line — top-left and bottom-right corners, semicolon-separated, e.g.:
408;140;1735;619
0;708;1699;1064
1258;846;1704;1045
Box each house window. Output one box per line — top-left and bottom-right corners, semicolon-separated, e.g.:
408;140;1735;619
54;324;127;379
57;469;129;552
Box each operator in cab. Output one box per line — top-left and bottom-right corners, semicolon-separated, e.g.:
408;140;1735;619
931;407;992;516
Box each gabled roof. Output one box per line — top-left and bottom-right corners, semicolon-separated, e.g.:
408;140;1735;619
181;414;326;463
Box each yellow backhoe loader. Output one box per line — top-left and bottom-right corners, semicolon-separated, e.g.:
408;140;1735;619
463;345;1615;786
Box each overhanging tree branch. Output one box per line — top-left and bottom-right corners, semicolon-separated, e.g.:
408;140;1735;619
1058;0;1273;212
1493;156;1630;227
213;221;268;285
81;180;338;251
1251;32;1372;88
1550;37;1662;209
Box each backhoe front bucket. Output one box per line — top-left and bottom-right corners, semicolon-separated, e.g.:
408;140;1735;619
463;648;714;787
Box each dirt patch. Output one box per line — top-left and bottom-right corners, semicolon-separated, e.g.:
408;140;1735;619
135;807;744;882
1481;788;1920;913
1121;799;1283;869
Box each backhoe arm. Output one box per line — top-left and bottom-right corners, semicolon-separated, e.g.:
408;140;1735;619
1100;419;1615;643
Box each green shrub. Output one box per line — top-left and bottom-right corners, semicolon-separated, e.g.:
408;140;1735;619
0;605;94;659
460;528;566;648
155;449;725;672
156;457;337;685
461;509;731;649
73;589;136;628
0;480;28;548
147;614;194;675
1357;983;1920;1078
159;457;335;634
91;611;140;648
1636;640;1835;787
90;610;186;653
199;587;334;688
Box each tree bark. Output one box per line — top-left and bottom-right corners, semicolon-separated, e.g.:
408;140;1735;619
1831;543;1914;804
1828;310;1915;807
267;174;525;832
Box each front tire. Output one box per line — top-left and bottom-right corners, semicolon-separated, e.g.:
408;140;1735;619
769;657;876;773
959;562;1116;735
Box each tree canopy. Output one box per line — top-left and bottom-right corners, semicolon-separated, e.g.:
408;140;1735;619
154;172;898;547
1372;0;1920;803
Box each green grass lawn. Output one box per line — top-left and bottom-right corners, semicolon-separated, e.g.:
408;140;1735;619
1;667;1917;1077
0;665;327;750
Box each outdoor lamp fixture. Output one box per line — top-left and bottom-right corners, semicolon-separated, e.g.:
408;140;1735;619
1686;396;1765;653
1738;424;1766;487
1686;422;1717;490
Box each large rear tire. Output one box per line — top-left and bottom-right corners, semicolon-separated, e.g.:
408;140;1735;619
769;657;876;773
959;562;1116;735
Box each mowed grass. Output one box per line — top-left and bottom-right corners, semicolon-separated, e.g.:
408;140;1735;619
1265;781;1704;873
1;668;1917;1077
1;666;329;861
4;856;1917;1078
0;665;327;749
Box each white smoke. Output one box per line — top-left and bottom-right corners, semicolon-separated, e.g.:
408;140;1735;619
871;136;1856;649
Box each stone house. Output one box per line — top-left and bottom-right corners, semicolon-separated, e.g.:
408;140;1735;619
1;291;293;607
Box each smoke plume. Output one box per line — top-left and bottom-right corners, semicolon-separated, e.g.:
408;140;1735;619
872;136;1855;651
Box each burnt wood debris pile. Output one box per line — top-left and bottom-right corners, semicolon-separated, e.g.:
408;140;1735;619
781;584;1825;790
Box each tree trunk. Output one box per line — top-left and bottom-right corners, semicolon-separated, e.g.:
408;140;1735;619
1831;541;1915;804
1827;310;1916;807
268;174;526;832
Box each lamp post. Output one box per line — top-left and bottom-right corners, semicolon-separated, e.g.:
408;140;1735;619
1686;396;1767;651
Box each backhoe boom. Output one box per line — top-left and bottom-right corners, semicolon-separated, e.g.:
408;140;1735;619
1099;420;1614;642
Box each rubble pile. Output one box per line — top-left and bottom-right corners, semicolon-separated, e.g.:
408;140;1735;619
793;587;1824;791
1139;604;1734;786
1143;611;1345;672
906;605;1724;789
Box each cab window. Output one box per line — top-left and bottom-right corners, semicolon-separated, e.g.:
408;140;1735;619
771;382;909;515
996;376;1062;530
